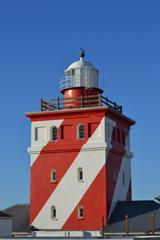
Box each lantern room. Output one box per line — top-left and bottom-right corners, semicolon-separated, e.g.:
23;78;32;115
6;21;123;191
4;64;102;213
60;49;103;100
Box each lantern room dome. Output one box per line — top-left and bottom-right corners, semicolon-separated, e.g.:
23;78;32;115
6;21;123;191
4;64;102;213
66;57;96;71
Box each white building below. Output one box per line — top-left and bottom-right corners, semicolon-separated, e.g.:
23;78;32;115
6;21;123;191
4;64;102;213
0;211;12;237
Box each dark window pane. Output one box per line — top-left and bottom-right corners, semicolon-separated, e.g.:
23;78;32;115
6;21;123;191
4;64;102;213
51;170;56;182
51;206;56;219
78;168;83;181
53;208;56;218
35;128;38;141
79;170;83;180
79;125;85;139
52;127;57;141
79;208;83;217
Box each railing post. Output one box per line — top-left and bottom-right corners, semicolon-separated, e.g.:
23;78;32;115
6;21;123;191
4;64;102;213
101;216;104;238
151;214;155;235
114;102;117;109
120;105;123;113
99;94;101;106
125;214;129;236
80;95;83;108
40;98;43;111
106;97;108;106
57;97;60;110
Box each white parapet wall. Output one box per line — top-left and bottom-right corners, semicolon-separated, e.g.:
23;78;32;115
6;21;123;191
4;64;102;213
0;218;12;237
34;230;101;237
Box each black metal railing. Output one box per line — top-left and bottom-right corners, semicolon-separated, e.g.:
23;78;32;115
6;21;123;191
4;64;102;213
40;94;122;113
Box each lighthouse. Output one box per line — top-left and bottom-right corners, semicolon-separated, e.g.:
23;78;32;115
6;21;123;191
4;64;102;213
26;50;135;233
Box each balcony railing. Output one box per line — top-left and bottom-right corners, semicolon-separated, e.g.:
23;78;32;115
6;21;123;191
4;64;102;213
60;76;81;91
40;95;122;113
60;75;99;91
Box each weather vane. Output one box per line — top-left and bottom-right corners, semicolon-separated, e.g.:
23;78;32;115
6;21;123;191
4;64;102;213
80;48;85;58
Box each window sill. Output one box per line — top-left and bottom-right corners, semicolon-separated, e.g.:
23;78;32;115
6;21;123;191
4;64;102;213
51;180;57;184
77;180;84;183
77;138;85;140
78;217;84;220
51;218;58;221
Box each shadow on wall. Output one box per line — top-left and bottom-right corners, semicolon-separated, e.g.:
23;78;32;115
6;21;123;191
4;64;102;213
3;204;30;233
106;200;160;233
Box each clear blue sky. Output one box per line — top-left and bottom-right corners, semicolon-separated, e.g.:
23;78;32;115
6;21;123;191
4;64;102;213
0;0;160;209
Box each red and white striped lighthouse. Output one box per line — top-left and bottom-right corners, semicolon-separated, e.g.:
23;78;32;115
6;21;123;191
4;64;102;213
26;50;135;232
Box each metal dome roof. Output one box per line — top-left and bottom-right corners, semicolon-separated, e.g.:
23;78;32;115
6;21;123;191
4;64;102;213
66;57;96;71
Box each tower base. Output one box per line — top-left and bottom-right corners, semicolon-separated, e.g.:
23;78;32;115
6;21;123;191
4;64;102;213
33;230;101;238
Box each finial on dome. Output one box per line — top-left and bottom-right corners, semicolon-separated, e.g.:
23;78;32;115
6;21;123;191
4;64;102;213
80;48;85;59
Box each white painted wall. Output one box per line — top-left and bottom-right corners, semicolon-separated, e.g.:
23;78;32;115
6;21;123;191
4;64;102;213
108;155;132;218
105;117;116;149
28;119;63;166
105;117;134;218
31;119;63;146
108;129;133;218
0;218;12;237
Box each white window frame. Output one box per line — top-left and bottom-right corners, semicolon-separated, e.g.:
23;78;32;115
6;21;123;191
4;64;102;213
51;126;58;141
77;167;83;182
35;127;38;141
77;124;85;140
51;169;57;183
51;206;57;220
77;205;84;219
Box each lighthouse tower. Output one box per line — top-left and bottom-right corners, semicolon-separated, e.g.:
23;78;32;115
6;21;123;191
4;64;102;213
26;50;135;232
